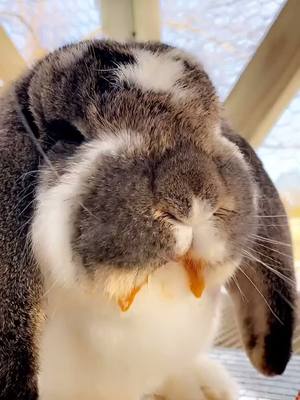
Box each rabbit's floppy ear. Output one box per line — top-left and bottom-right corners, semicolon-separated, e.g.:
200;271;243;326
0;70;43;397
223;125;297;376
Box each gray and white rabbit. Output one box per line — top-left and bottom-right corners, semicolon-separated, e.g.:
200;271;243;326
0;40;297;400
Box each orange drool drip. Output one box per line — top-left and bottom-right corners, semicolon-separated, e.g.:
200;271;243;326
181;252;205;298
118;253;205;311
118;278;148;312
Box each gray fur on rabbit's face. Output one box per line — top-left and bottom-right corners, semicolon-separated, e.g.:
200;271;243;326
31;41;256;281
0;40;296;398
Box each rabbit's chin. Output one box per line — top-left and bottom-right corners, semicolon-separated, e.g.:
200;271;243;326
62;255;240;305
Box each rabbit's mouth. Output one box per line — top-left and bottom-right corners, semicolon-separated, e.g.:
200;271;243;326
96;248;235;313
178;250;240;295
117;253;206;312
100;251;236;313
175;250;206;298
94;253;206;312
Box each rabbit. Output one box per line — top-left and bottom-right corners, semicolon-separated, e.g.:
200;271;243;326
0;39;297;400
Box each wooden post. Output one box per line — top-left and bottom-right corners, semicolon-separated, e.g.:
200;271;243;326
99;0;160;41
0;26;26;89
225;0;300;147
132;0;161;42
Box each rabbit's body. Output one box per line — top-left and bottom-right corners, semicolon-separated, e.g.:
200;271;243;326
0;40;296;400
39;263;221;400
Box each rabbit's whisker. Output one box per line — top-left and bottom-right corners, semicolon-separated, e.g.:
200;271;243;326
19;198;36;217
14;188;36;211
252;214;287;218
243;245;292;272
16;218;32;235
249;233;292;247
246;240;293;260
241;250;294;286
16;170;39;183
230;273;247;302
274;288;297;311
42;277;60;299
256;223;290;227
236;265;283;324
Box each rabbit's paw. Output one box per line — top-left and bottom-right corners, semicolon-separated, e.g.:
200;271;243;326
158;356;238;400
196;356;238;400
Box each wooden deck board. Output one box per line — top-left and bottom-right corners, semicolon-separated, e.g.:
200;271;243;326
211;348;300;399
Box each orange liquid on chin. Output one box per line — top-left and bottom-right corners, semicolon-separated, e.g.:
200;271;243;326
118;254;205;312
118;285;143;312
118;276;149;312
181;252;205;298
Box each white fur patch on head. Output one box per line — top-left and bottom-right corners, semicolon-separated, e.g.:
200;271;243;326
31;134;136;287
116;49;184;93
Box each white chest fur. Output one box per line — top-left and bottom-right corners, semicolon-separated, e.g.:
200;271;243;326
38;263;221;400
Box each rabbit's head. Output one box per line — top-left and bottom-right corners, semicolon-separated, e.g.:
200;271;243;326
14;41;296;377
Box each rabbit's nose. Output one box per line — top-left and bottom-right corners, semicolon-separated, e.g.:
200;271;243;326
172;222;193;257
